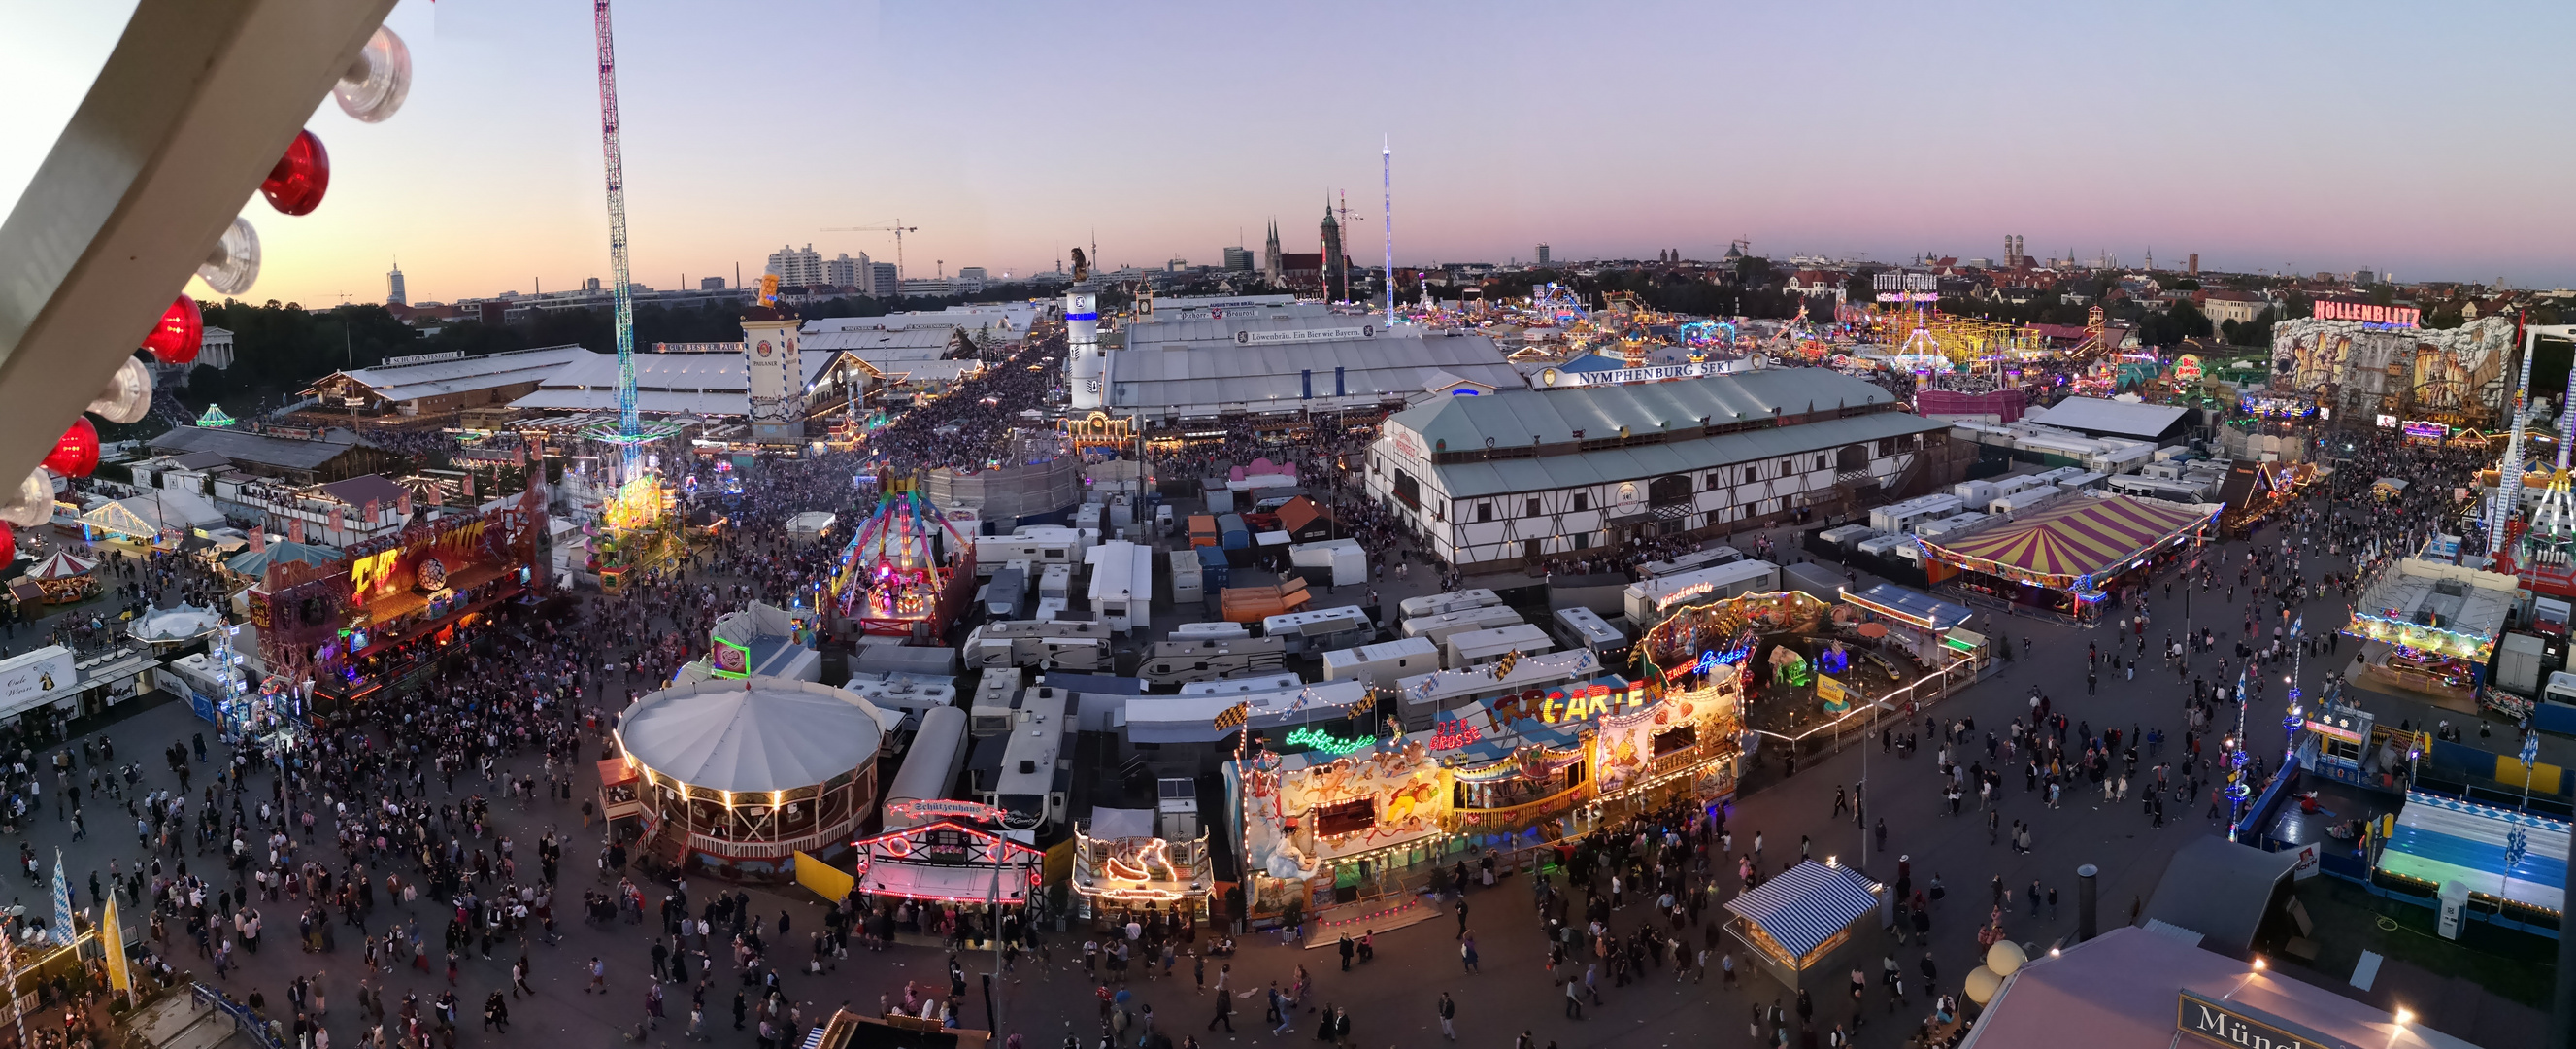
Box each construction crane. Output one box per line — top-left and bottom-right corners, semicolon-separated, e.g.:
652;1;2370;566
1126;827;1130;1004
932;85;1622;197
822;220;920;282
594;0;640;481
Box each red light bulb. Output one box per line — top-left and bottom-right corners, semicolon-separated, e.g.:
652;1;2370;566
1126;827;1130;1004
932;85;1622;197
42;418;99;478
259;128;330;216
141;295;204;363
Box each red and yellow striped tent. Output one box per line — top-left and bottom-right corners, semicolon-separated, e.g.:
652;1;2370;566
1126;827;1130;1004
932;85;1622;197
1920;495;2213;587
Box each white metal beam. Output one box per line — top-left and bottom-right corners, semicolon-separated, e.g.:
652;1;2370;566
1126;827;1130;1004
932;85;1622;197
0;0;397;489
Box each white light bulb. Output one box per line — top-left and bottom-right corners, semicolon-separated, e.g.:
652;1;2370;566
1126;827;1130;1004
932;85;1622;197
197;218;260;295
87;356;152;424
334;25;412;123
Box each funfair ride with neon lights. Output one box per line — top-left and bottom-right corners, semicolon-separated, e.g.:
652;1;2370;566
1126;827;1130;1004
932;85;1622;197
585;0;683;592
829;491;977;638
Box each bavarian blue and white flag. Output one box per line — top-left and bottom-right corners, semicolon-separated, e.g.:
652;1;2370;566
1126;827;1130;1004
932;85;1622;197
2506;825;2530;872
2525;731;2542;768
48;849;72;945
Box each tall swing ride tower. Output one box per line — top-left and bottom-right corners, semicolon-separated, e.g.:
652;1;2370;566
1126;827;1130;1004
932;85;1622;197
588;0;679;591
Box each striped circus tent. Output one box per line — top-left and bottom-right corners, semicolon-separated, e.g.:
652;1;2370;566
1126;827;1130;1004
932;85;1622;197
1919;494;2214;588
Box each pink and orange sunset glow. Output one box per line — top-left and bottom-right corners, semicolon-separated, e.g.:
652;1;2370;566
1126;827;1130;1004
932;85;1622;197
9;0;2576;306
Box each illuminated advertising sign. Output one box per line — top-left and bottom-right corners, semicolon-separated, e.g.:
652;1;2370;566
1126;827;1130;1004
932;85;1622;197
1549;361;1737;388
2314;300;2420;328
1480;680;1655;728
2374;414;2398;428
1234;325;1377;345
886;798;1008;825
1873;292;1939;304
1428;717;1484;752
2402;421;2448;441
2171;354;2202;382
1283;727;1374;755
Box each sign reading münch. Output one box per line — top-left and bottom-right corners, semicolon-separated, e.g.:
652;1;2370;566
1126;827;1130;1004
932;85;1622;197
2176;989;2355;1049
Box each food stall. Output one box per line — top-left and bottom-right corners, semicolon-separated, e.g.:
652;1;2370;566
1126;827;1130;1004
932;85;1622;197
1723;858;1885;992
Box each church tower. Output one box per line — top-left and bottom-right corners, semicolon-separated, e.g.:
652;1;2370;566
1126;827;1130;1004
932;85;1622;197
1261;220;1283;286
1320;198;1349;302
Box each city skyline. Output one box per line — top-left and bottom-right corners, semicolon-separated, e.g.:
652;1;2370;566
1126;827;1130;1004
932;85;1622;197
8;1;2576;308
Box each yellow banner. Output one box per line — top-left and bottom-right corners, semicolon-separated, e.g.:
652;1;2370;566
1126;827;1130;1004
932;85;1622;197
100;897;129;995
1816;675;1847;706
2496;755;2562;795
793;851;854;903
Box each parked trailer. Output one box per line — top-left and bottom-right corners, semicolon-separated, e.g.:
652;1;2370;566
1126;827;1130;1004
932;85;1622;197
1398;588;1501;623
1139;636;1288;688
961;620;1113;670
881;706;969;829
1167;550;1204;606
1443;623;1556;669
1260;605;1376;655
969;668;1024;737
973;531;1087;576
1636;546;1745;579
979;567;1027;621
1321;636;1442;691
1086;541;1155;634
986;685;1071;830
1623;559;1783;626
1171;621;1252;642
1399;604;1527;650
1551;606;1630;663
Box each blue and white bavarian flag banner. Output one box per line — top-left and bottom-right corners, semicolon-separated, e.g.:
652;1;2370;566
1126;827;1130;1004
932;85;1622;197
48;849;71;945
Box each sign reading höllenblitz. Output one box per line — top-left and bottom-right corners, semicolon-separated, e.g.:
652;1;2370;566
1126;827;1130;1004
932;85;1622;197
1233;326;1376;345
2176;989;2354;1049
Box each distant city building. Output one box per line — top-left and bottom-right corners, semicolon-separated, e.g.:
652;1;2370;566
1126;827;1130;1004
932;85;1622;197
1166;258;1188;273
386;262;407;306
766;244;825;287
863;261;898;299
957;267;988;283
584;277;603;291
825;253;871;288
2199;289;2267;328
1222;246;1252;272
1535;244;1551;267
898;275;984;297
700;276;727;290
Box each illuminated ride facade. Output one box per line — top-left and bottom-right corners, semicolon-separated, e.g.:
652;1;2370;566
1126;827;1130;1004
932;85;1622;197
849;801;1044;920
593;465;682;595
248;487;548;708
1226;595;1783;927
612;677;889;878
1068;807;1214;927
829;491;976;640
2342;556;2519;704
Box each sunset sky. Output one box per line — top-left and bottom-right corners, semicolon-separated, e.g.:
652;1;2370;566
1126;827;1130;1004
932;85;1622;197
8;1;2575;308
